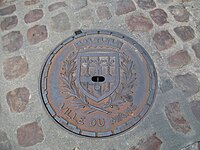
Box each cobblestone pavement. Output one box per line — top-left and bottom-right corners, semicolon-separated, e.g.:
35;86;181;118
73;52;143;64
0;0;200;150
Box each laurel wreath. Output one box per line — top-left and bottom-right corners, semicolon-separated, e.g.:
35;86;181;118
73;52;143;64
60;52;111;114
59;51;136;114
102;52;137;109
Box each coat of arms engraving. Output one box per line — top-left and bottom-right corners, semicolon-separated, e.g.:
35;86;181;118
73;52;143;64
59;50;136;114
77;52;120;102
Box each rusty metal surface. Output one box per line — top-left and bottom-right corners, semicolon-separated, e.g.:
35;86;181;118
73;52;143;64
39;30;157;137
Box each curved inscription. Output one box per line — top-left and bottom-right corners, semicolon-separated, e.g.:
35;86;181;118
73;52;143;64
40;30;157;137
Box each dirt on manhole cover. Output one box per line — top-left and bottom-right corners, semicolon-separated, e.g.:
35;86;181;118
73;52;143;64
40;30;157;137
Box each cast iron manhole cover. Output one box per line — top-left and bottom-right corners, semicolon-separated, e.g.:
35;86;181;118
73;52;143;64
40;30;157;137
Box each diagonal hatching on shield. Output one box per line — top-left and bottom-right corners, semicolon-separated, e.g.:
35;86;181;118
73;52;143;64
76;52;120;102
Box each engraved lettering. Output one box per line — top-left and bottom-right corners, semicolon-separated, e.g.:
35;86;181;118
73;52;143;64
98;118;105;127
93;37;103;44
63;107;70;116
43;30;157;137
59;102;65;112
61;104;86;125
64;109;72;119
74;37;123;50
90;118;105;127
78;116;86;125
72;112;77;120
90;118;96;126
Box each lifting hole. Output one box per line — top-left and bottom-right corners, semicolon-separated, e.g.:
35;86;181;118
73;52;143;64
92;76;105;82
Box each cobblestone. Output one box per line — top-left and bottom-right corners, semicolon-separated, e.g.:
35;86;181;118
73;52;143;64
3;56;29;80
165;102;191;134
130;134;162;150
1;15;18;31
135;0;156;10
24;9;43;24
0;5;16;16
17;122;44;147
48;1;67;12
7;87;30;113
153;30;175;51
167;50;191;68
0;0;200;149
27;25;47;44
115;0;136;16
2;31;23;52
150;9;168;26
24;0;39;6
168;5;190;22
51;12;71;32
125;14;153;32
174;73;200;97
157;0;173;3
192;42;200;59
174;26;195;42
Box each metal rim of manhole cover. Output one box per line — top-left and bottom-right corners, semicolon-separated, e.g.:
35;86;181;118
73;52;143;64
39;30;157;138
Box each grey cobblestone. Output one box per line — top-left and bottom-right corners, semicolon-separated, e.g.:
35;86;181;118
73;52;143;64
0;0;200;150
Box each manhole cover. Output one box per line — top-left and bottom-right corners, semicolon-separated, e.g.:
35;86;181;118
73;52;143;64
40;30;157;137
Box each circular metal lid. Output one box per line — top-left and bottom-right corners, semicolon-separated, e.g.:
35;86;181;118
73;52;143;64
40;30;157;137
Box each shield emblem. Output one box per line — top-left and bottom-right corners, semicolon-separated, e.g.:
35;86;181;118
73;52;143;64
77;52;120;102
